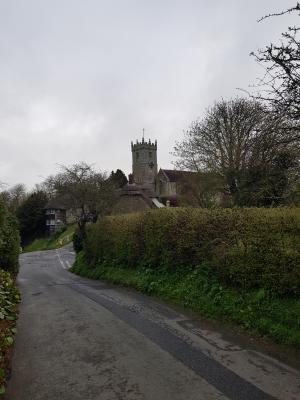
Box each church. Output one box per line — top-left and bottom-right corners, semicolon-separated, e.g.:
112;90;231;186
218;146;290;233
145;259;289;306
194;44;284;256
45;137;227;229
112;137;215;214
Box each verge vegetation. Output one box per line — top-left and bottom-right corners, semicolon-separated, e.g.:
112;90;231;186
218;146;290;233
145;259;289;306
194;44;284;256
0;270;20;395
71;208;300;349
0;200;20;276
0;199;20;395
23;224;76;253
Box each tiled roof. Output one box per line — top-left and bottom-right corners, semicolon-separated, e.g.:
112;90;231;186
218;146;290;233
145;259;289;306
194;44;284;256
44;195;71;210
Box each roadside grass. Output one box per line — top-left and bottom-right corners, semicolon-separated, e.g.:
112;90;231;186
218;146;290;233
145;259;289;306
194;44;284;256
71;252;300;350
23;224;76;253
23;237;47;252
0;269;20;395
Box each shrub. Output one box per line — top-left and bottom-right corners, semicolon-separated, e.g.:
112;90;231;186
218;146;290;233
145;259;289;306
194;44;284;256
83;208;300;296
0;268;20;394
0;199;20;274
73;228;84;253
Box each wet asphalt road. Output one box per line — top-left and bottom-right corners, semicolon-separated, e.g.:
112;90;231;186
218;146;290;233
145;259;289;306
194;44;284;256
4;245;300;400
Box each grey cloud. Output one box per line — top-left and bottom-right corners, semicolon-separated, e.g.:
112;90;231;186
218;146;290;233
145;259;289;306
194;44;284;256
0;0;297;188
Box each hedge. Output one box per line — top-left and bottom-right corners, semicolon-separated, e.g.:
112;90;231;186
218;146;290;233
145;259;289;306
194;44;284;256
83;208;300;296
0;268;20;394
0;199;20;274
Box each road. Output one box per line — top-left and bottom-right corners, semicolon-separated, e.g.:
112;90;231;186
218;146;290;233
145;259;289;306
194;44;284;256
4;245;300;400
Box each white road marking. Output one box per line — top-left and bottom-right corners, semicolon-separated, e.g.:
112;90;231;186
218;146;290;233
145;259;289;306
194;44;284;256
56;250;66;269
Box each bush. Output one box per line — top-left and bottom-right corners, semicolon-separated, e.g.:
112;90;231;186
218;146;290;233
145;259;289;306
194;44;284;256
73;228;84;253
0;268;20;394
0;199;20;274
83;208;300;296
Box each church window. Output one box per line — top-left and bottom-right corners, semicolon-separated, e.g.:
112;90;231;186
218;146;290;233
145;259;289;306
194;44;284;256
136;152;139;159
149;152;152;158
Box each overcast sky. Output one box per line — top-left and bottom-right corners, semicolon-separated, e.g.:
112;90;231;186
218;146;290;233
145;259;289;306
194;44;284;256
0;0;297;189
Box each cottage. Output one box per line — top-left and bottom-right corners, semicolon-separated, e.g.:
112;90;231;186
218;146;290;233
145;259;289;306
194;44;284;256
44;196;76;233
112;184;157;214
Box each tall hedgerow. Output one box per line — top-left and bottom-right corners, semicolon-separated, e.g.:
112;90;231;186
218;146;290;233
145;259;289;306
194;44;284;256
0;198;20;274
82;208;300;296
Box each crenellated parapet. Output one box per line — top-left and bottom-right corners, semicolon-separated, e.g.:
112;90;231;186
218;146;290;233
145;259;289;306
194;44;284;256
131;137;157;151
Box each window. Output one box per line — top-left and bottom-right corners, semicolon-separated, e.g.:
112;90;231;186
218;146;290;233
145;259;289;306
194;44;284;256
149;152;152;158
136;152;139;159
46;209;55;215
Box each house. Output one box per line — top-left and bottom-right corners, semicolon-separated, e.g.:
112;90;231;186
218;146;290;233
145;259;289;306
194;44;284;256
44;196;76;234
155;169;228;207
155;169;194;205
112;184;161;214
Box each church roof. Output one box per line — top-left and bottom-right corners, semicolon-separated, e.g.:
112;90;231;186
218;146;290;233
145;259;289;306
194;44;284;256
160;169;198;182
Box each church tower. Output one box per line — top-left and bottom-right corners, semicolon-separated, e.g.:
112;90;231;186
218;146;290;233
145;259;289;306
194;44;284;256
131;137;157;190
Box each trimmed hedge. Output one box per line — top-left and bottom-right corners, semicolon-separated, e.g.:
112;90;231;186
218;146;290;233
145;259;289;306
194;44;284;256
0;199;20;274
83;208;300;296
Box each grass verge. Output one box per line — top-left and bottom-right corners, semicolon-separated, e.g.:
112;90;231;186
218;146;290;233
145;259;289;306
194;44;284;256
71;252;300;350
24;224;76;252
0;269;20;396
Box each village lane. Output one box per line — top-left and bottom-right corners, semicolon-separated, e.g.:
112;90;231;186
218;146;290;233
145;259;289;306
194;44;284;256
4;246;300;400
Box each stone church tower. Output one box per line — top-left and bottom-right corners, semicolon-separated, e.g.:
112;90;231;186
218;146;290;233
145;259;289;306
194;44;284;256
131;137;157;190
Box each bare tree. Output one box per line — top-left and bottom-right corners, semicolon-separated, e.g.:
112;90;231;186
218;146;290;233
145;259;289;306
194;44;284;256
173;98;298;205
1;183;27;213
176;172;227;208
173;98;268;197
251;3;300;131
45;162;116;235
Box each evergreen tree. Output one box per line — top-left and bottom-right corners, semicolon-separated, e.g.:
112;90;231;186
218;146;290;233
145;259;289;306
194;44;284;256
109;169;128;188
17;191;48;244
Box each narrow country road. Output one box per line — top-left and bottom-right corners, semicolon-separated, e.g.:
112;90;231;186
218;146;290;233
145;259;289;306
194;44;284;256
5;246;300;400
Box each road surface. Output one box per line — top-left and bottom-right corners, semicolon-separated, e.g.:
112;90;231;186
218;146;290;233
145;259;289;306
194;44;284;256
5;245;300;400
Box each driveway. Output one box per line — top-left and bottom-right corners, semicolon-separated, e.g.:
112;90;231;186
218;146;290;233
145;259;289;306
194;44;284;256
4;245;300;400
